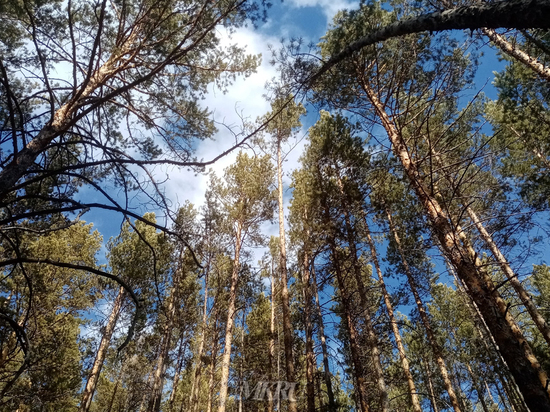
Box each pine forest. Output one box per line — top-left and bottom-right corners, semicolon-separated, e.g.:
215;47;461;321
2;0;550;411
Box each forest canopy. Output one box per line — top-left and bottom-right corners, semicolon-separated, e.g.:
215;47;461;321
2;0;550;411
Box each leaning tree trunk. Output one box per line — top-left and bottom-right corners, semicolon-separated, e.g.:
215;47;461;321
466;205;550;346
362;81;550;410
325;234;370;410
385;209;463;412
276;138;297;412
363;215;422;412
80;286;125;412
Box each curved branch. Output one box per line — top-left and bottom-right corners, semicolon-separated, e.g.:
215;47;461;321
309;0;550;85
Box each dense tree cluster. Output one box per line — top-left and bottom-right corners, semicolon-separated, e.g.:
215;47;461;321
2;0;550;411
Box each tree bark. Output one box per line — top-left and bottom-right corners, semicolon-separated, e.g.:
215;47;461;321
168;334;188;412
148;269;181;412
80;286;125;412
386;209;463;412
363;216;422;412
363;82;550;410
189;271;211;412
482;28;550;81
466;205;550;346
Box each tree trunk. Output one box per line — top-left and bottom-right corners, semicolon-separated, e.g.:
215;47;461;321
311;263;337;411
363;216;422;412
363;80;550;410
300;245;316;412
80;286;125;412
148;275;180;412
335;177;388;412
189;271;211;412
268;259;276;412
218;221;243;412
466;205;550;346
385;209;463;412
482;28;550;81
422;355;439;412
277;139;297;412
329;239;370;412
308;0;550;86
168;334;188;412
466;363;491;412
206;332;219;412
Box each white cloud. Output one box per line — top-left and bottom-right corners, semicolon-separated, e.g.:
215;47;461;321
286;0;358;21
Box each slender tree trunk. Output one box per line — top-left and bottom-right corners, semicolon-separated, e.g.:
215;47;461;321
318;170;369;412
106;361;125;412
300;244;316;412
189;271;211;412
148;277;180;412
466;206;550;345
330;241;370;412
311;264;337;411
207;332;219;412
168;334;188;412
363;215;422;412
336;177;389;412
276;139;297;412
363;80;550;410
445;253;530;412
80;286;125;412
386;209;463;412
422;355;439;412
268;260;276;412
466;364;490;412
218;221;243;412
482;28;550;81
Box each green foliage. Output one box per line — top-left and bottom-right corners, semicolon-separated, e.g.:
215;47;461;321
0;223;101;410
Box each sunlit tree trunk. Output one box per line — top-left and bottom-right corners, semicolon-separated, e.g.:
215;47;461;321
148;275;180;412
268;260;276;412
189;271;211;412
276;138;297;412
218;221;243;412
363;215;422;412
466;206;550;345
386;209;462;412
363;80;550;410
80;286;125;412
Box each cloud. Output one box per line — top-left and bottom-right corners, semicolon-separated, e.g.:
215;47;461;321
163;26;279;212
